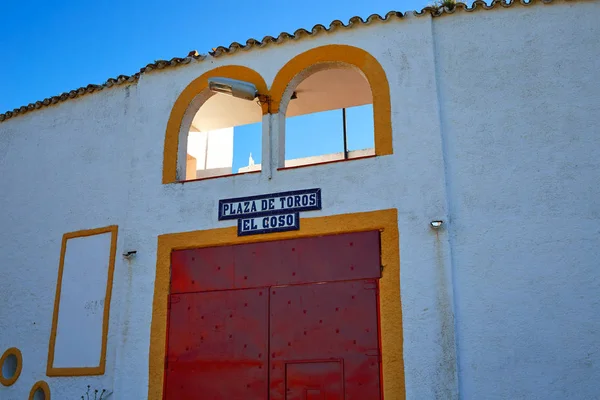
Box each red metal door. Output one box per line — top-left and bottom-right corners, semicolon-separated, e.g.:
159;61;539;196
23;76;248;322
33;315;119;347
164;289;269;399
166;231;383;400
269;280;382;400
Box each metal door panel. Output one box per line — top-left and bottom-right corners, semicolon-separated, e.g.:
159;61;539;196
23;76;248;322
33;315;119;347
171;246;235;294
233;231;381;289
269;280;382;400
164;288;268;399
171;231;381;295
286;361;344;400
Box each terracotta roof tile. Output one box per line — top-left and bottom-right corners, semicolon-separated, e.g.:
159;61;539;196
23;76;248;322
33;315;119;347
208;11;404;58
0;0;580;123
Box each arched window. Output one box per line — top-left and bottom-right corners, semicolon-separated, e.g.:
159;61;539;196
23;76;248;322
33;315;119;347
163;52;390;183
271;45;392;170
163;66;268;184
183;89;262;180
283;64;374;167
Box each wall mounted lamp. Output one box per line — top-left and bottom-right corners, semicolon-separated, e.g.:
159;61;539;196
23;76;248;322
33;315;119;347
122;250;137;259
208;77;258;101
208;76;271;109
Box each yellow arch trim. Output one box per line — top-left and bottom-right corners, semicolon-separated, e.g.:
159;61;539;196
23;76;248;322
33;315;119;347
270;44;393;156
149;209;405;399
0;347;22;386
29;380;51;400
162;65;269;184
46;225;118;377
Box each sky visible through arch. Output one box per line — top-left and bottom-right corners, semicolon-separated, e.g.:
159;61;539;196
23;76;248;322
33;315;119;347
1;0;433;171
232;105;375;172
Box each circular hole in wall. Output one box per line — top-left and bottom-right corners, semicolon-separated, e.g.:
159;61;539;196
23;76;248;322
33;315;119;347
0;347;22;386
29;380;51;400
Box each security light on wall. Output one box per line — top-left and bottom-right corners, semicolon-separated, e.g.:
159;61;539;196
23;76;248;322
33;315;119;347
208;77;258;101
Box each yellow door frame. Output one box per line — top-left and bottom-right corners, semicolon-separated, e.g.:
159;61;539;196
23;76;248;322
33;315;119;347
148;208;404;399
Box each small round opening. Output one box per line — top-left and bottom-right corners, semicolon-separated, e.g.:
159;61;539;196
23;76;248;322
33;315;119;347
1;354;17;379
33;388;46;400
0;348;22;386
29;381;50;400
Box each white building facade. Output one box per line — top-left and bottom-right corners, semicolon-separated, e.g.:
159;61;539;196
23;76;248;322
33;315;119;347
0;1;599;399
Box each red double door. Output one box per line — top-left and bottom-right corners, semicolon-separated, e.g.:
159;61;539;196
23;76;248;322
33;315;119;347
165;231;383;399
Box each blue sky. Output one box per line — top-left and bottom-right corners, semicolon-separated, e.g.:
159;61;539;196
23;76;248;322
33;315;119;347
232;105;375;171
1;0;430;171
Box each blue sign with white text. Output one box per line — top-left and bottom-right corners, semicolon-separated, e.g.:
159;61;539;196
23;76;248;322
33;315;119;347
218;188;322;236
237;212;300;236
218;188;321;221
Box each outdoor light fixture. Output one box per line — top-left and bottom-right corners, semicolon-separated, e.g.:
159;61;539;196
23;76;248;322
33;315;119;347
208;77;258;101
122;250;137;259
430;220;443;229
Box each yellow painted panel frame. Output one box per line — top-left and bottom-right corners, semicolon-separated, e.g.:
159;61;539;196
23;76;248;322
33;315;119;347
148;209;404;399
46;225;118;377
29;380;51;400
270;44;393;157
162;65;269;184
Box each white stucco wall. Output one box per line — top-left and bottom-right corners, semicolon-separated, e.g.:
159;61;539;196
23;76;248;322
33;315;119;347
0;2;598;399
434;2;600;399
0;86;134;397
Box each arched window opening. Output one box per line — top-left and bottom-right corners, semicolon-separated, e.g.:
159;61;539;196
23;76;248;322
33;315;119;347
284;65;374;168
183;91;262;180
